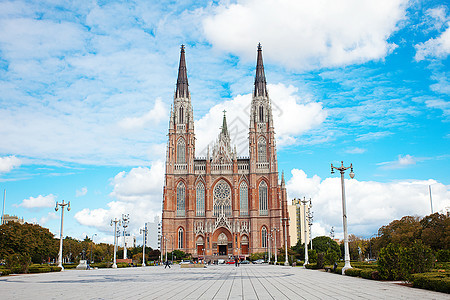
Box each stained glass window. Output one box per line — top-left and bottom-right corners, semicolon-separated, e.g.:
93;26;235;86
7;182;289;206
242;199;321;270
240;181;248;216
213;180;232;216
177;138;186;163
177;182;185;217
259;181;268;215
262;226;268;248
258;136;267;162
196;182;205;216
178;227;184;248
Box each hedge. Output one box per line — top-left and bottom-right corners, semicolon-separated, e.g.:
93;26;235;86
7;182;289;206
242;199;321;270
305;263;319;269
410;272;450;294
334;267;343;274
345;268;362;277
360;269;380;280
0;269;11;276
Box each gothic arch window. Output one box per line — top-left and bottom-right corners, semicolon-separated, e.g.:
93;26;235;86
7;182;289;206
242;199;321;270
259;105;264;122
259;180;268;216
261;226;268;248
179;106;184;124
196;182;205;216
176;182;185;217
239;181;248;216
213;180;232;217
177;138;186;163
258;136;267;162
178;227;184;249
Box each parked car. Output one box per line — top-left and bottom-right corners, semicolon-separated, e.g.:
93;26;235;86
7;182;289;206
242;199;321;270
240;260;250;264
226;261;235;264
217;259;225;264
180;260;191;264
253;259;265;264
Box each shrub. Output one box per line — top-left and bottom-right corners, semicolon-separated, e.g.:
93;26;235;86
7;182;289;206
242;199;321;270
316;253;325;269
378;243;402;280
50;266;62;272
308;249;317;263
324;249;339;266
334;267;343;274
6;254;31;274
345;268;362;277
360;269;377;279
0;269;11;276
410;272;450;293
437;249;450;262
399;240;434;280
305;263;318;269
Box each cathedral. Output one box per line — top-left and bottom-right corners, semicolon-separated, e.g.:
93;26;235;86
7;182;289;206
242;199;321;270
162;44;290;260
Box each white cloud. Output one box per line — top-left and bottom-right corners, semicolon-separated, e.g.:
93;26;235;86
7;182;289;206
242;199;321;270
355;131;393;141
195;83;326;156
18;194;56;209
415;23;450;61
74;161;164;234
76;187;88;197
425;98;450;115
345;147;367;154
39;212;58;225
287;169;450;238
378;154;416;169
203;0;408;69
0;155;21;172
118;98;168;130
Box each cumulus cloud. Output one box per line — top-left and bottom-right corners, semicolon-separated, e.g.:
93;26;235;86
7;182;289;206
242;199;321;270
39;212;58;225
203;0;408;69
0;155;21;172
76;187;88;197
18;194;56;209
415;23;450;61
195;83;326;156
74;161;164;234
118;98;168;130
287;169;450;238
378;154;417;169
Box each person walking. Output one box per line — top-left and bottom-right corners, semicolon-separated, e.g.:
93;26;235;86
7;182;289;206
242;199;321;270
165;260;171;269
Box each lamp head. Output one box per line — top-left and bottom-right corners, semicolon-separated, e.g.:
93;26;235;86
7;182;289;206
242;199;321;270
55;202;59;211
331;164;334;174
349;164;355;179
67;201;71;211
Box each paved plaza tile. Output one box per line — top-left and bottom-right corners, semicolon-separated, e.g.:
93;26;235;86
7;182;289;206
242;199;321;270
0;264;448;299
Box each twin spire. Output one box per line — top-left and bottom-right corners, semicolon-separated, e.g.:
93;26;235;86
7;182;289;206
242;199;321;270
175;43;268;100
175;44;189;98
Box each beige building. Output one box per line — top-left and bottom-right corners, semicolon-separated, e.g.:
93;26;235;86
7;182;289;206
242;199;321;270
2;214;24;225
288;199;311;247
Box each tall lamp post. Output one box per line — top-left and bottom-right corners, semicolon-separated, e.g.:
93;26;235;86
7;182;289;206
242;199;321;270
267;232;272;263
331;161;355;274
122;214;129;259
140;224;148;267
90;233;97;264
55;200;70;270
110;218;121;268
271;228;279;264
300;197;311;266
283;218;289;266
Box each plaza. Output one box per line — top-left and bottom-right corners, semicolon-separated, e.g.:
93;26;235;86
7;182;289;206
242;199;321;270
1;264;447;299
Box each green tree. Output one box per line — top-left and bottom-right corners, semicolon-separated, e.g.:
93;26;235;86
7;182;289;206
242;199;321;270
420;213;450;251
0;222;58;263
378;243;402;280
312;236;341;257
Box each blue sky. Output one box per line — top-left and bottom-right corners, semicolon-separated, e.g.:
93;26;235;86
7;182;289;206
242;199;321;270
0;0;449;244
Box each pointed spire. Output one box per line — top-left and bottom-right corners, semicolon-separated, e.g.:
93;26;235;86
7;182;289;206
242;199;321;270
176;44;189;98
254;43;268;98
221;110;228;136
281;170;285;186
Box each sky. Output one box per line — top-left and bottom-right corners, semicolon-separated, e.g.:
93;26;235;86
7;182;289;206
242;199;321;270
0;0;449;245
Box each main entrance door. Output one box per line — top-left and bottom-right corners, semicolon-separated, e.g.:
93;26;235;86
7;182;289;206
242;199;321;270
217;232;228;255
218;245;227;255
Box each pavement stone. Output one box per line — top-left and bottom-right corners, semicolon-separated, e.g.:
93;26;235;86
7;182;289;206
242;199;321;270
0;264;448;300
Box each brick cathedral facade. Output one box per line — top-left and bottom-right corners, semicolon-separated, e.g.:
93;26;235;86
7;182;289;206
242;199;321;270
162;44;290;259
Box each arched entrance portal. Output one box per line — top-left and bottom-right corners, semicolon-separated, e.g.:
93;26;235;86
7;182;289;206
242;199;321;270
212;228;232;256
196;236;204;257
217;233;228;255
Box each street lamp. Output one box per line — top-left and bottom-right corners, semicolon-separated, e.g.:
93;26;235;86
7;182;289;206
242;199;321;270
110;218;121;268
271;228;279;264
140;224;148;267
308;204;313;250
121;214;129;259
300;197;311;266
55;200;70;270
90;233;97;265
331;161;355;274
283;218;289;266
